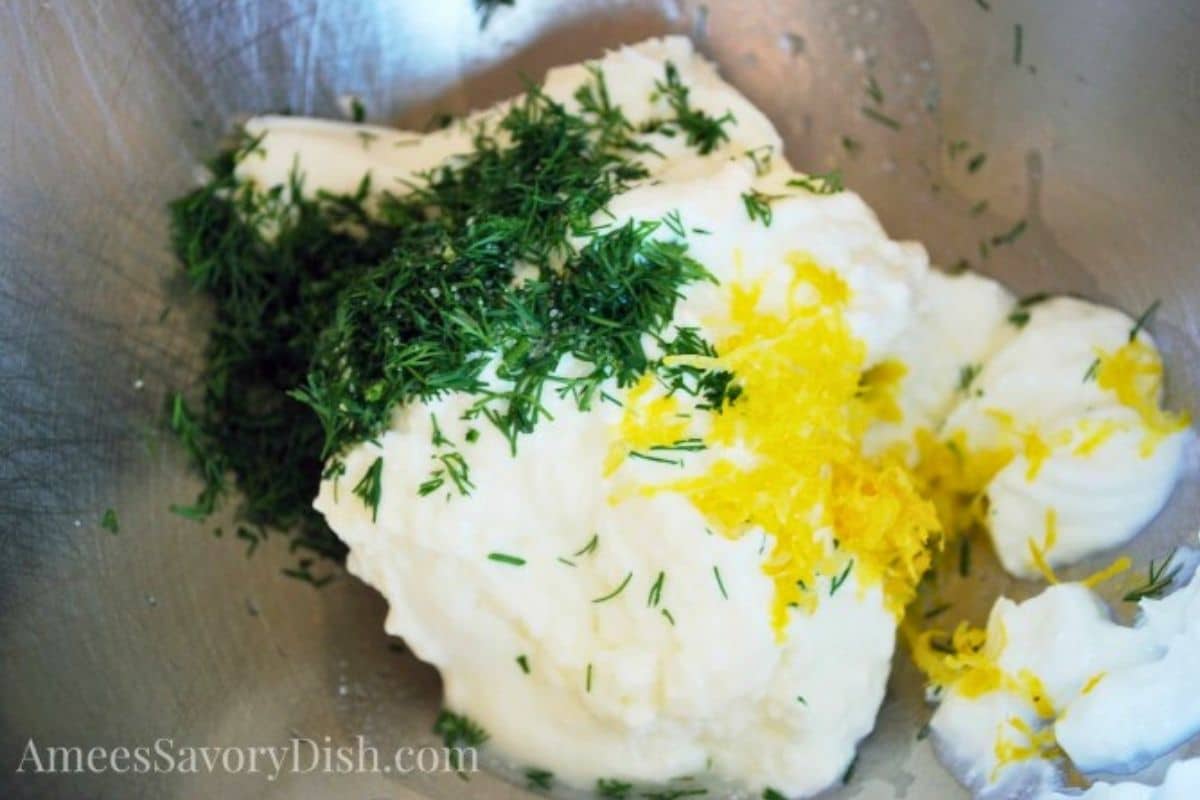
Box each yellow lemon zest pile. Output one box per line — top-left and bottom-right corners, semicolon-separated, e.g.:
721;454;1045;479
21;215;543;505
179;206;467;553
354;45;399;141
1096;340;1190;455
610;253;942;637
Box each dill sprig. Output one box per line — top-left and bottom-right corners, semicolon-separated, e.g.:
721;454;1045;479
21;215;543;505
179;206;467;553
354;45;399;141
1123;550;1182;603
649;63;735;154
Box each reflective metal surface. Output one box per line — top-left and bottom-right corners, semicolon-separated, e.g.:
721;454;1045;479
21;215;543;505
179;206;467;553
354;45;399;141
2;1;1198;798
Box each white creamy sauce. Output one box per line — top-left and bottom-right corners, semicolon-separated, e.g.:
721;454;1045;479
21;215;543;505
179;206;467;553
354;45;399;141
930;555;1200;799
940;298;1189;578
228;35;1195;798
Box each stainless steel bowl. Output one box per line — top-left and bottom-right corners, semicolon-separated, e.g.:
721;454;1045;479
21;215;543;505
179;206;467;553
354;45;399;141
2;1;1197;798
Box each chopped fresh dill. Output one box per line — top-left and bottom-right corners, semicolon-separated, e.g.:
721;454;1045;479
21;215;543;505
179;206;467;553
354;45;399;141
959;537;972;577
349;97;366;123
947;139;970;160
574;533;600;557
487;552;526;566
650;63;735;154
597;778;634;799
841;135;862;156
525;768;553;791
991;219;1028;246
648;571;666;607
862;106;901;130
168;65;722;570
970;199;989;217
974;0;991;9
1129;300;1161;342
352;457;384;521
1083;357;1101;382
764;789;788;800
1123;550;1182;602
741;189;778;226
1013;23;1024;66
516;654;531;674
586;662;594;692
795;696;807;706
434;710;488;773
593;572;633;603
830;559;854;595
787;170;844;195
966;152;987;173
958;363;981;392
100;508;119;534
661;608;676;626
713;565;728;599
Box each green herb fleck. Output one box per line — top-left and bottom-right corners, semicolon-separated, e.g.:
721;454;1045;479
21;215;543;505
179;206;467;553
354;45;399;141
1008;309;1031;328
1013;23;1024;66
966;153;987;173
1129;300;1161;342
574;533;600;557
648;571;666;608
1123;550;1182;603
100;508;119;534
516;654;531;674
843;754;859;784
352;457;384;521
598;778;634;798
991;219;1028;247
525;767;553;791
969;199;989;217
594;572;633;603
475;0;515;29
831;559;854;595
865;74;884;105
862;106;901;130
488;552;526;566
349;97;366;123
713;565;728;599
741;190;777;226
586;662;594;692
958;363;981;392
959;537;972;577
1083;357;1100;383
787;170;844;195
661;608;676;626
764;789;788;800
434;710;488;773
